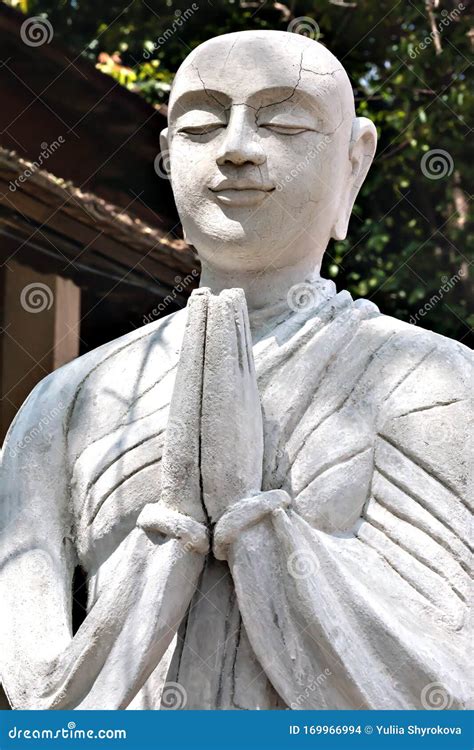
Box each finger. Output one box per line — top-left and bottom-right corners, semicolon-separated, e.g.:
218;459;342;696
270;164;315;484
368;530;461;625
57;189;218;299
203;291;242;406
200;293;241;508
201;293;235;422
223;288;247;376
161;288;210;520
201;290;263;514
224;288;258;382
241;294;258;382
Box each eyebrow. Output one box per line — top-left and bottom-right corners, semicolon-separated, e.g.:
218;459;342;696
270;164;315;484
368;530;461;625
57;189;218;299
170;89;231;120
169;83;330;121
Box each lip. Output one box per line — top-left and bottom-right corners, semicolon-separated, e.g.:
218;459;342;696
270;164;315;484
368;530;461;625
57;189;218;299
209;181;275;207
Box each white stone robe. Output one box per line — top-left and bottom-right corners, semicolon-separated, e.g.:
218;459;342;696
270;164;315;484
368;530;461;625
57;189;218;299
0;282;471;709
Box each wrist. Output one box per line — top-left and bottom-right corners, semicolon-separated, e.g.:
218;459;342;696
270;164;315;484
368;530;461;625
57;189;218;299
213;489;291;561
137;503;210;555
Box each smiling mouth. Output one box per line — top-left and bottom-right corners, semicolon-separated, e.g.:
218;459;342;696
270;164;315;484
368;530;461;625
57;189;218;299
209;183;275;207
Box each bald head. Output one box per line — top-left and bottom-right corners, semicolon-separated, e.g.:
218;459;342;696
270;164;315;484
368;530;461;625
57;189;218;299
169;30;355;129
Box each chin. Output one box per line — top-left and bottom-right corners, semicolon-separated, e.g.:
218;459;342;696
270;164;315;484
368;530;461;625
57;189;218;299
187;219;262;258
196;243;271;275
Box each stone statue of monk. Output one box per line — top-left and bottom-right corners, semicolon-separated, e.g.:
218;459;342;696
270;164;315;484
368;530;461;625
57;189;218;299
0;30;471;711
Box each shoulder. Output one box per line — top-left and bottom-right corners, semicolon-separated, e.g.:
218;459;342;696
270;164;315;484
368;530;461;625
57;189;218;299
362;312;471;391
364;314;472;498
1;309;187;457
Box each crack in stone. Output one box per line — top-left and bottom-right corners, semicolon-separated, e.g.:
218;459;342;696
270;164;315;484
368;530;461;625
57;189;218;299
254;51;305;126
223;38;238;67
301;67;344;77
193;62;229;114
192;52;349;138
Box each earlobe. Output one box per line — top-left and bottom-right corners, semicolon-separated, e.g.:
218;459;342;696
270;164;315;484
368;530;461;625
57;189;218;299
349;117;377;189
159;128;171;178
331;117;377;241
159;127;169;155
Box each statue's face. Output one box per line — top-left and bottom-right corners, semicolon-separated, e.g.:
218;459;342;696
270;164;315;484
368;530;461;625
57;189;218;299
165;32;356;274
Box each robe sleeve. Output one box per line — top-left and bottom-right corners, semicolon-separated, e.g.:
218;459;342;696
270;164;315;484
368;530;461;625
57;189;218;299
216;338;472;710
1;288;211;710
0;373;206;710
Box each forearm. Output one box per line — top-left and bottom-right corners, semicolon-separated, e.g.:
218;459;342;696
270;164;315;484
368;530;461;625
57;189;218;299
216;493;469;709
67;525;206;710
2;519;207;710
212;491;341;708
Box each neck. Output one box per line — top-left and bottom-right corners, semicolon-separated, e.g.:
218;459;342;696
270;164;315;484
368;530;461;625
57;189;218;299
199;254;324;312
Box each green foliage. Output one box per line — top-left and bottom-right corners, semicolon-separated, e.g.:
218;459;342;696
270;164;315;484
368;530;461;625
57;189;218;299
22;0;474;343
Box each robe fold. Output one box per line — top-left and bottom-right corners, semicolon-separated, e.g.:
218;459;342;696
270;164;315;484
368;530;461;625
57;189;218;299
0;281;471;709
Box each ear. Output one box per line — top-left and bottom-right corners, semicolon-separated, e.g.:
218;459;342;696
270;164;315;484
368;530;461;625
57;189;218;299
159;127;169;153
159;127;171;178
331;117;377;241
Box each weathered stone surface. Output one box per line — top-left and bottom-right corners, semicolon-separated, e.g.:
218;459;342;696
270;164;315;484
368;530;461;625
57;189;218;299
0;30;471;711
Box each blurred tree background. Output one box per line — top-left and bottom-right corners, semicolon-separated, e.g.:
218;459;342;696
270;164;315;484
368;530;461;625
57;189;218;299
6;0;474;343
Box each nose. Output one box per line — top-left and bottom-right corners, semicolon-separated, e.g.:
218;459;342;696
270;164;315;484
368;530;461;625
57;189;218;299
216;106;266;167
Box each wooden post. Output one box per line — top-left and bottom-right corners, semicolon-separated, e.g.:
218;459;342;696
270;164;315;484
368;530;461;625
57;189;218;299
0;261;81;443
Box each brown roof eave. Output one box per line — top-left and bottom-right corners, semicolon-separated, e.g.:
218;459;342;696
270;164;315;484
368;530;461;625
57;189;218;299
0;148;198;300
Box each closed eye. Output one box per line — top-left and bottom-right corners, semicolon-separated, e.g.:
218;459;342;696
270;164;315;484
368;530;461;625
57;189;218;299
177;123;225;136
259;124;312;135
